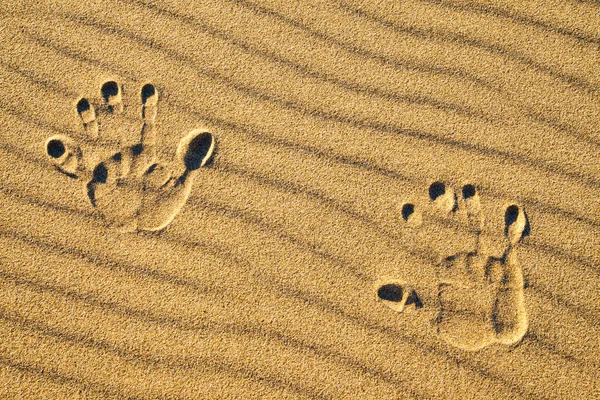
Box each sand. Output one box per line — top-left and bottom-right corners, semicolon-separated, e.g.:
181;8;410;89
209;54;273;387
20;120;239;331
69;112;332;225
0;0;599;398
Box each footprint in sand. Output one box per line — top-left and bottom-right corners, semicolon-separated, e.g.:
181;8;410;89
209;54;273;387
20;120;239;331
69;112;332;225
377;182;529;351
44;81;215;232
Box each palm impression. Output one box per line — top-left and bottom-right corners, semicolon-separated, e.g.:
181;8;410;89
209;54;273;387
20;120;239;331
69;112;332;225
45;81;215;232
377;182;529;351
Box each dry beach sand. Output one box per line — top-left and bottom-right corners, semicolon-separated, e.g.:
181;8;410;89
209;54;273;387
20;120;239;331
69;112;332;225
0;0;599;398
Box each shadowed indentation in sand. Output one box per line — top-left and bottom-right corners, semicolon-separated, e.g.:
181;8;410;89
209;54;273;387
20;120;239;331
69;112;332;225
400;202;422;227
182;131;215;171
100;80;123;113
505;204;519;226
91;163;108;184
504;204;530;243
76;96;99;137
377;282;423;313
44;134;83;177
429;181;457;212
405;289;423;309
378;283;404;302
141;83;156;104
131;143;143;157
46;139;65;159
429;181;446;201
100;80;119;101
401;203;415;221
462;184;476;199
45;81;216;232
76;98;91;114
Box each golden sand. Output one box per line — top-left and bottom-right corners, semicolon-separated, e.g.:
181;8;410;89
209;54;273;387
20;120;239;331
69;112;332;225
0;0;599;398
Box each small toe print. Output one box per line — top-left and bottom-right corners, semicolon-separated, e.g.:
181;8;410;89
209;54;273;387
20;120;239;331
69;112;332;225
461;184;483;231
429;181;445;201
178;130;215;171
401;203;414;221
462;184;476;199
461;184;480;210
141;83;158;123
401;203;422;227
76;98;98;137
141;83;158;106
429;181;456;212
91;163;109;184
46;138;65;159
101;81;123;113
504;204;528;245
463;184;477;200
76;98;93;122
377;282;422;313
45;135;83;177
378;283;404;302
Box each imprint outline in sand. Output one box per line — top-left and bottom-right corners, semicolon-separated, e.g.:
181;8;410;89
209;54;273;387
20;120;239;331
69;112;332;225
377;182;529;351
44;80;215;232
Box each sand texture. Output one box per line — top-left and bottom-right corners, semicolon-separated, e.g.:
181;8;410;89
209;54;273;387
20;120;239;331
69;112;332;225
1;0;599;398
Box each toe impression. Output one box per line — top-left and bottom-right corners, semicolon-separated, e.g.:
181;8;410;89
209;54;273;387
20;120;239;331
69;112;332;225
461;184;484;232
101;81;123;113
505;204;528;245
141;83;158;123
429;181;456;213
176;129;215;173
45;135;83;177
400;202;422;227
76;98;99;138
376;281;422;313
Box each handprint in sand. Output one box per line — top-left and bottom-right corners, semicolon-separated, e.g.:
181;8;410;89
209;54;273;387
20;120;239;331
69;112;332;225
44;81;215;232
378;182;529;351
